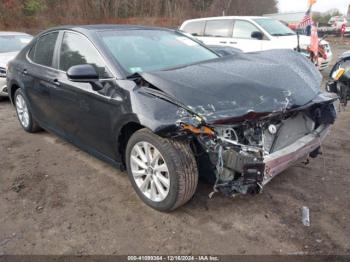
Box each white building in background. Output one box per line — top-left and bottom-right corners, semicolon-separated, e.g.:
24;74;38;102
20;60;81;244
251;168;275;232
263;12;305;24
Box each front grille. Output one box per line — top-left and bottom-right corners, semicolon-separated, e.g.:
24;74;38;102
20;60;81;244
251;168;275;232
320;62;329;69
0;67;6;78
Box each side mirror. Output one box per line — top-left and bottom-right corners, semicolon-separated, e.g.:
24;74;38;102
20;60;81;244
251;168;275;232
251;31;264;40
67;64;103;91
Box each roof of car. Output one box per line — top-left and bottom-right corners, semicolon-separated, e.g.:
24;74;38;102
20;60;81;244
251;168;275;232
182;16;269;23
0;31;32;36
43;24;171;33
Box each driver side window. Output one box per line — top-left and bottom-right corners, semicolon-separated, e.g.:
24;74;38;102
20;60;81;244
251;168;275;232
59;32;111;78
233;20;261;39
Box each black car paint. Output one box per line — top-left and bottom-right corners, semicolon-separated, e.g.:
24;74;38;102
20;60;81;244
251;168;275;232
140;49;325;123
7;25;334;172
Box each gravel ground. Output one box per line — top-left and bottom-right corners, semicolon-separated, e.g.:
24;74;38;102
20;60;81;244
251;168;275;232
0;37;349;255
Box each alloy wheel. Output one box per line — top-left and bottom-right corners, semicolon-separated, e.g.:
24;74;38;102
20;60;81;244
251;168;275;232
16;94;30;128
130;141;170;202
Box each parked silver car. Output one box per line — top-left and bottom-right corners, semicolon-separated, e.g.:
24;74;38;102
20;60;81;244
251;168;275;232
0;32;32;100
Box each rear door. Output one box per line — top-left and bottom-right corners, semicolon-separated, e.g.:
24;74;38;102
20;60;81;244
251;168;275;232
231;20;265;52
200;19;235;46
25;32;60;128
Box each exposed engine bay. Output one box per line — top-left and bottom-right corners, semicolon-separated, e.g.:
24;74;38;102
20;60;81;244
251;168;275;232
179;102;337;198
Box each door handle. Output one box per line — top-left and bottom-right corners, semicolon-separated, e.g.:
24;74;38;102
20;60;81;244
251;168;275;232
219;41;227;44
52;79;61;87
229;42;237;44
22;69;28;75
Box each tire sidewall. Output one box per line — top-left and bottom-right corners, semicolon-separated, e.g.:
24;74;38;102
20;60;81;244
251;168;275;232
126;130;180;211
14;88;34;132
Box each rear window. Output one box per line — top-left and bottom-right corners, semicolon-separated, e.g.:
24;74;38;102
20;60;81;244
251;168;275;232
182;21;205;36
30;32;59;67
204;20;233;37
0;35;32;53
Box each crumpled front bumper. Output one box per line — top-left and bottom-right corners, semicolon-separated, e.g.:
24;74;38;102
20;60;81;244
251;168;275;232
214;124;331;196
263;124;330;185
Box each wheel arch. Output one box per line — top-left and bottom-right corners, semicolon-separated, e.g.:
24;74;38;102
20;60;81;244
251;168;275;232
8;80;24;105
116;121;145;168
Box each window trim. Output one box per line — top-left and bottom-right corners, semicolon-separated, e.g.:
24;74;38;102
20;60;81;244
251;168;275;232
27;30;115;80
26;31;60;70
203;19;234;38
56;30;114;79
232;19;268;40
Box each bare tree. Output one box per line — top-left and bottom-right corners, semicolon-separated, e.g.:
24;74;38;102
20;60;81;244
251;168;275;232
0;0;277;31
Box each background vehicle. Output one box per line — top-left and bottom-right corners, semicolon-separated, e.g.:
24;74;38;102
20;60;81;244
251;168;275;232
328;16;347;31
344;23;350;34
179;16;333;70
326;51;350;106
0;32;32;100
7;25;336;212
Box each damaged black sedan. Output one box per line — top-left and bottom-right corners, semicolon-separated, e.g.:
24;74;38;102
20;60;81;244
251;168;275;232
7;25;337;211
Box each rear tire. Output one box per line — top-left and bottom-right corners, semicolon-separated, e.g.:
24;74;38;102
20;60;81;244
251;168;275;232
126;128;198;212
14;88;41;133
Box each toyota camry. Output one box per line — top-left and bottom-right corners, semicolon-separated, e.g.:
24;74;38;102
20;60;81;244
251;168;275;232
7;25;337;211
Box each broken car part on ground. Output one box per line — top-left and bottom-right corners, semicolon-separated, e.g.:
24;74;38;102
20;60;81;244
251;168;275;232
7;25;337;211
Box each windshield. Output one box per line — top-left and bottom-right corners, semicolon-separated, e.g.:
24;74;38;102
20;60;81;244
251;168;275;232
99;30;218;75
0;35;32;53
254;18;296;36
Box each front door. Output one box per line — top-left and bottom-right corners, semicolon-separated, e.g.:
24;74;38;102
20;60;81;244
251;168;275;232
50;31;119;158
231;20;266;52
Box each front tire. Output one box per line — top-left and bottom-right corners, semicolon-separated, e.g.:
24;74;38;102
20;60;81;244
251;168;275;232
14;88;41;133
126;129;198;212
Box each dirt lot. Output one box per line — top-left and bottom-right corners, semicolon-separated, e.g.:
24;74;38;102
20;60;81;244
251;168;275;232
0;37;350;255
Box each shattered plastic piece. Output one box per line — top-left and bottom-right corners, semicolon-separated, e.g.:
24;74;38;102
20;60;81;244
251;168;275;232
302;206;310;227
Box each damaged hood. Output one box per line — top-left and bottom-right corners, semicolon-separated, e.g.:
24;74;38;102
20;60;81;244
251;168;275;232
140;49;323;121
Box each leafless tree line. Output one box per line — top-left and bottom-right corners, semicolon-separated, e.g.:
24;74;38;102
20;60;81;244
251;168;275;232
0;0;277;31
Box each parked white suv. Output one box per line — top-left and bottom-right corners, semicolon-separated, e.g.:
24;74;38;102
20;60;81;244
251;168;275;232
0;32;32;100
180;16;333;70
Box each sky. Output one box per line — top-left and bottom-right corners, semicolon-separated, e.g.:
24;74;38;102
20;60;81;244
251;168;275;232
278;0;350;14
